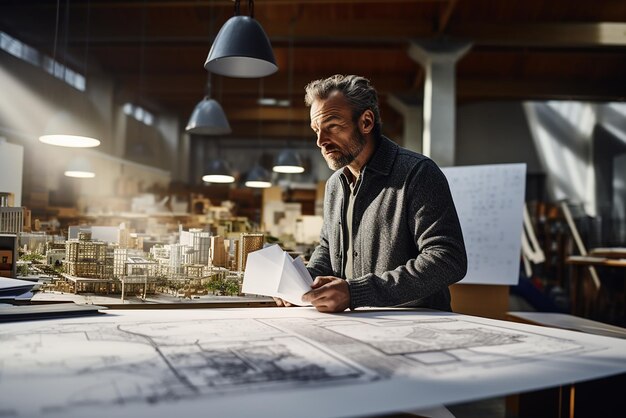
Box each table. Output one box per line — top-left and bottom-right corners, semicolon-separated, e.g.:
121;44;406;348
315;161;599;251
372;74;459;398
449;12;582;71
1;307;625;418
566;256;626;323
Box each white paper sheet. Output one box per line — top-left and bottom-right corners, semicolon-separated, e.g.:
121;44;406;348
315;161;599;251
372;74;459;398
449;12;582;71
1;308;625;418
242;245;313;305
0;277;35;296
442;163;526;285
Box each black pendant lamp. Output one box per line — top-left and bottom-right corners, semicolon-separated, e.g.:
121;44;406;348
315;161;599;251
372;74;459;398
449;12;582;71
245;164;272;188
186;97;231;135
273;149;305;174
202;158;235;184
204;0;278;78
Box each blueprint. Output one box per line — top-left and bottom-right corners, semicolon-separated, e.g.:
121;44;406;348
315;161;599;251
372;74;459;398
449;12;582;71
1;308;625;418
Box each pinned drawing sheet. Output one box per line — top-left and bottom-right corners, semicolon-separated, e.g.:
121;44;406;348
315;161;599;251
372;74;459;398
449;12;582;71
442;163;526;285
242;245;313;305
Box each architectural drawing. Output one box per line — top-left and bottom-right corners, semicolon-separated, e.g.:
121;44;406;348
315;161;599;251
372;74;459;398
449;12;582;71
1;308;625;418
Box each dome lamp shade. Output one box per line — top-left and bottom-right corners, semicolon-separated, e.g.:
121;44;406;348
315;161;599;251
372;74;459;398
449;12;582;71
64;156;95;178
245;164;272;188
204;1;278;79
272;149;305;174
185;98;232;135
202;158;235;184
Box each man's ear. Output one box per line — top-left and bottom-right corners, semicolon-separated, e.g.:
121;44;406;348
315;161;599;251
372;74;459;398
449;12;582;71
359;109;375;135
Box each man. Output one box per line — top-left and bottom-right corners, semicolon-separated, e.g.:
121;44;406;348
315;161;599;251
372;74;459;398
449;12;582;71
275;74;467;313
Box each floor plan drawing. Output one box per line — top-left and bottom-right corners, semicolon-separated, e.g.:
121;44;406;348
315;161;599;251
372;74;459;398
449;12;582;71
1;308;625;418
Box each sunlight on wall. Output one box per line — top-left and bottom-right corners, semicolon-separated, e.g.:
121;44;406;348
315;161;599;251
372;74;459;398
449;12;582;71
524;101;596;216
0;65;51;137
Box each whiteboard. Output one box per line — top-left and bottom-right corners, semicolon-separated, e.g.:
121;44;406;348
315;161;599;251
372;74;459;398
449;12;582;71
442;163;526;285
0;140;23;206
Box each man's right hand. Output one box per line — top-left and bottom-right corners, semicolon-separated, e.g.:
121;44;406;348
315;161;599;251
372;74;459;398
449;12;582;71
273;297;294;307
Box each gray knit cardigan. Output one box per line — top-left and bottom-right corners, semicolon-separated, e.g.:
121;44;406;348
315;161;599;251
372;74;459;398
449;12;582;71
307;136;467;311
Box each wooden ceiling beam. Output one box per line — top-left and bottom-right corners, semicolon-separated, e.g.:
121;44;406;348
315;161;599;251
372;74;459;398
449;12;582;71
448;22;626;48
225;107;311;122
67;19;433;47
64;22;626;49
458;78;626;101
229;122;314;140
117;74;416;96
30;0;447;8
437;0;458;34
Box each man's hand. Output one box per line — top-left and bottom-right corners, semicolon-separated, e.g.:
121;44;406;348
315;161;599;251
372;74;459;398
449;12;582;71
302;276;350;313
273;297;295;307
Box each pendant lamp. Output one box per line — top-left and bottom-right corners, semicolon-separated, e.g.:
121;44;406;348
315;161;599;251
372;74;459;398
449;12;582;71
273;149;305;174
204;0;277;78
40;0;101;148
271;21;304;174
186;97;231;135
202;159;235;184
245;164;272;188
40;111;101;148
64;156;95;178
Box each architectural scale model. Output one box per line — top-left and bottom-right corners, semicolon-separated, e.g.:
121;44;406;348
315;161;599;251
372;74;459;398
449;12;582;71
13;218;267;301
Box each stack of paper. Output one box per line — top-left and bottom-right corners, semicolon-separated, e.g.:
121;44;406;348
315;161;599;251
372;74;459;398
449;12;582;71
0;278;36;299
242;245;313;306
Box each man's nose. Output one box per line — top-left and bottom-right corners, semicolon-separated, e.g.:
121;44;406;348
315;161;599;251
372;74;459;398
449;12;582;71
316;131;327;149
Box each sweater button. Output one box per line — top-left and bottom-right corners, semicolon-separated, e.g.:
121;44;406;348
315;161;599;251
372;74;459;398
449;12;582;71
353;251;358;257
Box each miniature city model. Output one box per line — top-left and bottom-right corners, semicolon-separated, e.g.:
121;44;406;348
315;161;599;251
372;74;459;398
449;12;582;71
15;224;266;303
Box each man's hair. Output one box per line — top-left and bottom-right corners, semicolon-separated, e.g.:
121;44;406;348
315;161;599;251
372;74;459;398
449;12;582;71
304;74;382;138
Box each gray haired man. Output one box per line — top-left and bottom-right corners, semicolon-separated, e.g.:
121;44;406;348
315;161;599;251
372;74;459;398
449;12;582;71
276;74;467;313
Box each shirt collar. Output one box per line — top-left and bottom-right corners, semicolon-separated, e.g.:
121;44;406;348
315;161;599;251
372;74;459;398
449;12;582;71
363;135;398;176
339;135;398;184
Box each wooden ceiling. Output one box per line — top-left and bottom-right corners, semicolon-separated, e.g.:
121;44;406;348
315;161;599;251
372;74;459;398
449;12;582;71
2;0;625;141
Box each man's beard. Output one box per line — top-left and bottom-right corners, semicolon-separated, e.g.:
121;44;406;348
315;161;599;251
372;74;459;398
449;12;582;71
323;128;367;170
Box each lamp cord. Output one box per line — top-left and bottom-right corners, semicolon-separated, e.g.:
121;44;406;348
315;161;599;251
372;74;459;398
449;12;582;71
139;0;146;104
62;0;70;79
83;0;91;82
286;17;295;147
52;0;60;76
258;78;263;146
234;0;254;18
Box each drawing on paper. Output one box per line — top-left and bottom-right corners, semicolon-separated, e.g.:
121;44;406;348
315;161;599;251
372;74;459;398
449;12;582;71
0;313;606;417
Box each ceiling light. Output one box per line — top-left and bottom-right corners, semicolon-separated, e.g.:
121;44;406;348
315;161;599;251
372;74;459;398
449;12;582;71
245;164;272;188
273;149;305;174
258;97;277;106
202;159;235;184
186;97;232;135
39;111;101;148
64;156;95;178
204;0;277;78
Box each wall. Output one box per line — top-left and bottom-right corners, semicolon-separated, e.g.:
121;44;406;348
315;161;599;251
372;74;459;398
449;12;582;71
456;102;542;172
453;100;626;245
0;48;178;209
0;140;23;206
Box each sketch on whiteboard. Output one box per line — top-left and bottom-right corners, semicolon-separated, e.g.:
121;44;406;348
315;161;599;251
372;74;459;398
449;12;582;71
442;163;527;285
0;309;609;418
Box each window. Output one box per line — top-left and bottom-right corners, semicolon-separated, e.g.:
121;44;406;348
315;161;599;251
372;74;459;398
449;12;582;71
122;102;155;126
1;31;85;91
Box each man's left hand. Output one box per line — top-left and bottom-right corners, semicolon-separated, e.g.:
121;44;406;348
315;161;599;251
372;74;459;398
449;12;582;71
302;276;350;313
